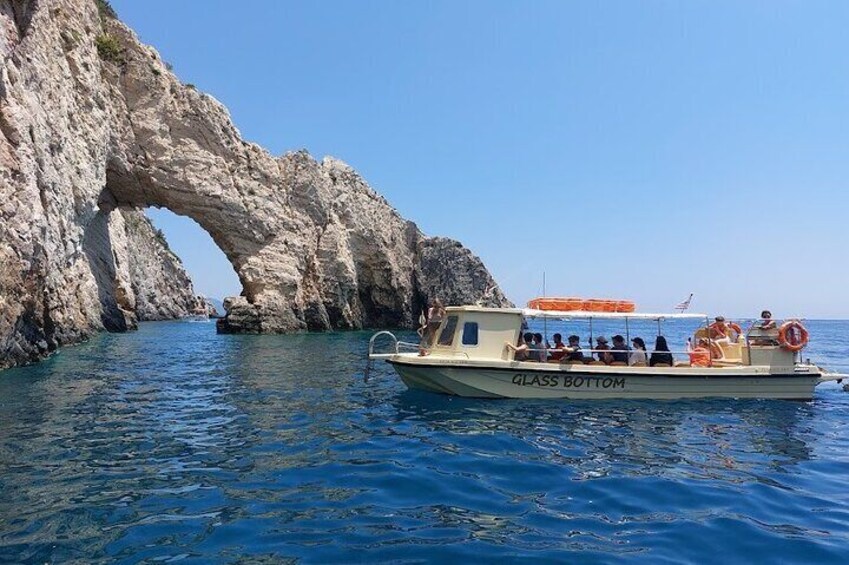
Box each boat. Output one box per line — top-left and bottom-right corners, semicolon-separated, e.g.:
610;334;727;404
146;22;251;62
367;304;847;400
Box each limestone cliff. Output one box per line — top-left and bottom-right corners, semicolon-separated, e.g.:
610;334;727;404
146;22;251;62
121;209;200;322
0;0;511;369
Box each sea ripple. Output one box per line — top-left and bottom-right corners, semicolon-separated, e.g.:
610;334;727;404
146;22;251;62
1;320;848;563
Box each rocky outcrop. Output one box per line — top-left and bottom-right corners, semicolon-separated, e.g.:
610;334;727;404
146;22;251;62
201;297;220;318
122;209;200;321
210;154;511;334
80;207;200;329
0;0;510;369
415;237;508;309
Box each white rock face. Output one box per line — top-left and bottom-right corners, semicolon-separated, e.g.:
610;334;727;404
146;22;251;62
0;0;510;368
121;209;200;322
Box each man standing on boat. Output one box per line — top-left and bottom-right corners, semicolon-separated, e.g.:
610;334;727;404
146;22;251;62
421;298;446;348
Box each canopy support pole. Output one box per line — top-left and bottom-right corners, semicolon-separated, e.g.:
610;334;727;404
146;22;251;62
706;315;712;367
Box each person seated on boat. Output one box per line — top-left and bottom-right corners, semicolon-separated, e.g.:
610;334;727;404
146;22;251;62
548;333;567;361
650;336;674;367
630;337;648;365
610;335;630;364
594;336;613;364
686;338;724;367
750;309;780;346
708;316;732;343
687;338;712;367
559;335;584;363
506;332;534;361
530;333;547;362
758;310;777;331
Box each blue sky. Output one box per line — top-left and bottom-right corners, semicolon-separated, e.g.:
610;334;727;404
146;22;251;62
113;0;849;318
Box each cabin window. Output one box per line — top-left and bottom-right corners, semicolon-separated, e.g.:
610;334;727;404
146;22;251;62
437;316;459;346
462;322;479;346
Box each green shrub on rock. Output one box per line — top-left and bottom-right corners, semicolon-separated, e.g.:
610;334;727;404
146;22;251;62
95;34;123;63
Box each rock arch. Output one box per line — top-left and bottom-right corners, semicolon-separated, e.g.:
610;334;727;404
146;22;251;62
96;17;508;333
0;1;509;369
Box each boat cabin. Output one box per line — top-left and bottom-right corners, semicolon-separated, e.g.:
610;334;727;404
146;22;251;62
427;306;523;361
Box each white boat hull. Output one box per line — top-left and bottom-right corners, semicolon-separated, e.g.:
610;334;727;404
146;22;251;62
387;357;824;400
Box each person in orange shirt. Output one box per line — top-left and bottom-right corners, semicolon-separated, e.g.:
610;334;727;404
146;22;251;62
708;316;731;342
547;333;567;361
687;338;712;367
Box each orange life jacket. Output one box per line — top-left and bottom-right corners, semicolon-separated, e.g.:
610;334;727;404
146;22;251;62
689;347;711;367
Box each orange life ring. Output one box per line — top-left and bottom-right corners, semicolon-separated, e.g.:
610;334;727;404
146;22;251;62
778;320;809;352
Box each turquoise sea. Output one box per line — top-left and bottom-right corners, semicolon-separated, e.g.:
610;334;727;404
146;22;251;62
1;319;848;563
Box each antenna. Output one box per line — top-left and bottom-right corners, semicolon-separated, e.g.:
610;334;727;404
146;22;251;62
542;271;548;357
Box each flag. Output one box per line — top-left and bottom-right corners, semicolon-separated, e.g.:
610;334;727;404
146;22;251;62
675;293;693;311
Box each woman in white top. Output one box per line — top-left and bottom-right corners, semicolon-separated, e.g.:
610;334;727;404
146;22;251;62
630;337;648;365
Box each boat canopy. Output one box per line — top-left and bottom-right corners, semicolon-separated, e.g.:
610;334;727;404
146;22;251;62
522;309;708;321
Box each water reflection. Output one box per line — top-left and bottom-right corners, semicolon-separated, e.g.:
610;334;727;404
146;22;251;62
389;392;816;480
0;323;261;563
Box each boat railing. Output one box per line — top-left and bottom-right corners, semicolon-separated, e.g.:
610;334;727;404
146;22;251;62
367;330;419;360
365;330;420;381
